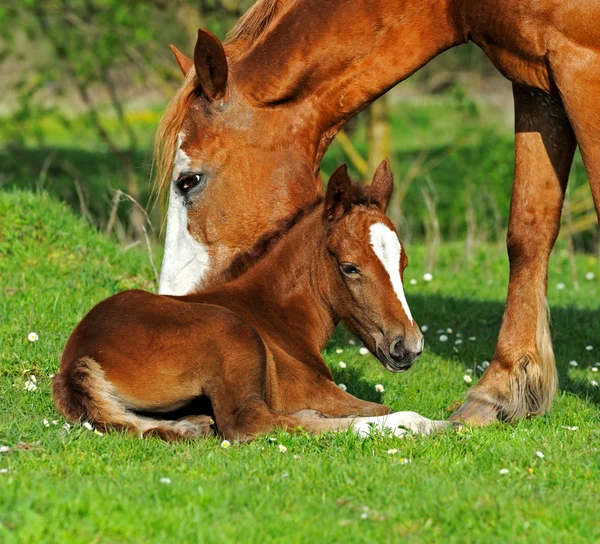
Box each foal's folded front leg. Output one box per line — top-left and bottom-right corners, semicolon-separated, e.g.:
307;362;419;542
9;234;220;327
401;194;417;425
293;410;453;437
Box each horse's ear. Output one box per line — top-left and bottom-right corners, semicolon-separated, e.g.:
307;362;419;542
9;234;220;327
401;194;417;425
324;164;352;222
370;158;394;212
194;29;228;101
169;44;194;76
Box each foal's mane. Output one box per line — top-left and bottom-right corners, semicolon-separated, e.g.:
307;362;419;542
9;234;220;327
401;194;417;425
223;196;323;281
151;0;295;209
222;182;382;282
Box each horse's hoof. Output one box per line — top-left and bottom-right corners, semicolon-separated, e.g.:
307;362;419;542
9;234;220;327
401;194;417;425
448;398;500;427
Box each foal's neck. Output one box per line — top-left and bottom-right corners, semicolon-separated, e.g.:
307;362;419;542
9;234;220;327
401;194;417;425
224;207;336;351
234;0;467;165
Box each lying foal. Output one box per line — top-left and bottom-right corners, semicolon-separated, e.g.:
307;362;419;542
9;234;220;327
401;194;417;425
53;160;449;441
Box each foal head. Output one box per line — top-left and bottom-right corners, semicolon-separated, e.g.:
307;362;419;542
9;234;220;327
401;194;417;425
323;160;424;372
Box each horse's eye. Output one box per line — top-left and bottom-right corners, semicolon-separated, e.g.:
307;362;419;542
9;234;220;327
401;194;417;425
340;262;360;277
176;173;203;195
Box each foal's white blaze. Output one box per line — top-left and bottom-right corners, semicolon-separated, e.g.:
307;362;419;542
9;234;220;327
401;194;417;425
369;222;413;323
158;135;210;296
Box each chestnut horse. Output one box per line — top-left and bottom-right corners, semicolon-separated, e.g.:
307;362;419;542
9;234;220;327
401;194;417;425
53;162;450;441
154;0;600;426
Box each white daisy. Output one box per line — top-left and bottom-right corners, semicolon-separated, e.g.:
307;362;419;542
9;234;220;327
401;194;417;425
28;332;39;342
409;278;417;285
359;347;369;355
592;367;598;373
24;380;37;392
338;361;347;369
535;451;544;459
499;468;509;475
439;335;448;342
335;348;344;354
585;345;593;351
399;458;411;465
561;426;578;431
585;272;595;281
569;360;578;367
278;444;287;453
220;440;231;448
0;446;9;454
420;325;428;333
348;340;356;346
375;384;385;393
466;369;473;374
82;421;93;431
159;477;171;484
556;282;566;290
338;383;347;391
423;273;433;282
387;448;398;455
43;419;50;427
446;328;453;334
481;361;490;369
455;339;463;345
591;380;599;387
469;337;477;341
463;375;473;384
0;469;8;474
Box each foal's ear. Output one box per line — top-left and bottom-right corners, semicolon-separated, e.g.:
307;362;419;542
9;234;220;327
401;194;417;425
370;158;394;212
324;164;352;222
194;29;228;101
169;44;194;76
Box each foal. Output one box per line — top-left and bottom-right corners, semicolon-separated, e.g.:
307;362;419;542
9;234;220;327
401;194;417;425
53;161;448;441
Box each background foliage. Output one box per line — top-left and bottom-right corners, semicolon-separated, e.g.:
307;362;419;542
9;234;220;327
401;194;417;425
1;0;597;253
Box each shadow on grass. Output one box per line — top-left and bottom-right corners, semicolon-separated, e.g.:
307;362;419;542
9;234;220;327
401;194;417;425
330;293;600;406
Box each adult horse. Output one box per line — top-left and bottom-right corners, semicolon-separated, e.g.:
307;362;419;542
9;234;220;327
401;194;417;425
54;162;450;440
153;0;600;426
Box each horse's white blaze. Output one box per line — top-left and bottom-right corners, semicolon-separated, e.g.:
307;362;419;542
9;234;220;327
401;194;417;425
352;411;449;437
369;222;413;322
158;135;210;296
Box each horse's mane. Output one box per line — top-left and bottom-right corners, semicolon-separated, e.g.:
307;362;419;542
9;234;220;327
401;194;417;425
151;68;198;211
226;0;286;43
223;196;324;281
151;0;294;210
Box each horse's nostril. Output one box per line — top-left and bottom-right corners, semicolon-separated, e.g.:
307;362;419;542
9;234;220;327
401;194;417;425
389;337;405;359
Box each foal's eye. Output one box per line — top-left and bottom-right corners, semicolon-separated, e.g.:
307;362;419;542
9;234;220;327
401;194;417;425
176;173;203;195
340;262;360;277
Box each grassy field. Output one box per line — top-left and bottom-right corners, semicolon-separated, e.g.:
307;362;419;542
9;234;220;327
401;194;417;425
1;190;599;543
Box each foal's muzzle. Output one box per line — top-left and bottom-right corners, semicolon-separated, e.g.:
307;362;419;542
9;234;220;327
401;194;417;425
377;332;424;372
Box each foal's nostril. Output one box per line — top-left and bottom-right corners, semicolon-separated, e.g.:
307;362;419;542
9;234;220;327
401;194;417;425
389;337;406;360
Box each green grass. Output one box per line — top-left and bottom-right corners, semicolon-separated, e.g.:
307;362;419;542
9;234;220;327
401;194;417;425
1;190;599;543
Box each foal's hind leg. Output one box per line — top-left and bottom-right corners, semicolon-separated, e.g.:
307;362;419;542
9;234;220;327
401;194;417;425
451;84;576;425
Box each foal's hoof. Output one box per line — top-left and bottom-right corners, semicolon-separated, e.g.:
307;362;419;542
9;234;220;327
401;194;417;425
449;398;500;427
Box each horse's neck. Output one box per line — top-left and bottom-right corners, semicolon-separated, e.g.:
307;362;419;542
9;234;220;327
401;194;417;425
227;208;336;350
234;0;467;164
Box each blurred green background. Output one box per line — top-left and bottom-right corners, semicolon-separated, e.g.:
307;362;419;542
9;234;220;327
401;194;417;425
1;0;597;255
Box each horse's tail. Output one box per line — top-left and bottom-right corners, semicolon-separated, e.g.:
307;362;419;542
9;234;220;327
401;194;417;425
52;357;213;441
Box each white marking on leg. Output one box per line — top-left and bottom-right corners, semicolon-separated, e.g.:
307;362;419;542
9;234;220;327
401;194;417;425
158;134;210;296
353;411;450;437
369;222;413;322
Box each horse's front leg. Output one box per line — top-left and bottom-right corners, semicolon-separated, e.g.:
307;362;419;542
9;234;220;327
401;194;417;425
451;84;576;425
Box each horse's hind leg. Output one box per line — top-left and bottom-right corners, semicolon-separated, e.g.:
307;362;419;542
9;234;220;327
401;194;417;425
451;84;576;425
